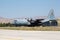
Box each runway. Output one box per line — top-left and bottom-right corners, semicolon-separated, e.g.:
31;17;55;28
0;29;60;40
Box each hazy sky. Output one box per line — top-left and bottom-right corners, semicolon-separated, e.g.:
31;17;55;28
0;0;60;18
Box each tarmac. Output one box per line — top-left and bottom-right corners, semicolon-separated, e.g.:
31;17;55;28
0;29;60;40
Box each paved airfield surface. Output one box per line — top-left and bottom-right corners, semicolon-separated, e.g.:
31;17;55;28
0;30;60;40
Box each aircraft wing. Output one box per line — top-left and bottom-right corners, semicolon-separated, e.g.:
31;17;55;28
41;18;50;23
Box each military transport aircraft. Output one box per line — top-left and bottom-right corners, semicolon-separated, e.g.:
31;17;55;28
11;9;58;26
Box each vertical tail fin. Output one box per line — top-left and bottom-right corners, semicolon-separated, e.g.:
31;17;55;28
47;9;56;20
41;9;56;22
